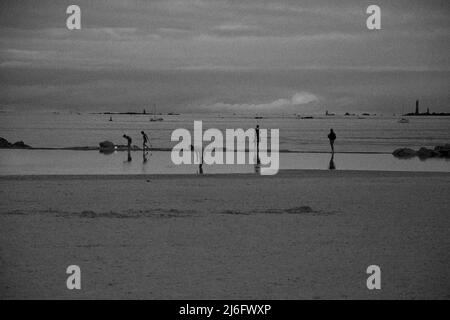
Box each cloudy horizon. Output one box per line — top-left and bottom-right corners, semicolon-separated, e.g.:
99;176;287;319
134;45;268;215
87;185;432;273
0;0;449;114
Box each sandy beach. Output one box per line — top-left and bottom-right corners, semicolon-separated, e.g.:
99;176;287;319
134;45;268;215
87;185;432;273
1;170;449;299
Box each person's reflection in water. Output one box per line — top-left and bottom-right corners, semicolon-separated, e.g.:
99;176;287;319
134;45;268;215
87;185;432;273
328;152;336;170
190;144;204;174
255;125;260;165
123;134;132;162
143;151;148;163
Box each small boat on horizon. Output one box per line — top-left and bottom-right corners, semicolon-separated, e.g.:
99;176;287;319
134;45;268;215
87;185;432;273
398;118;409;123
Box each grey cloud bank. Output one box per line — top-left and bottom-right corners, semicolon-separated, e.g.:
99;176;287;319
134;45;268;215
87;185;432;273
0;0;448;113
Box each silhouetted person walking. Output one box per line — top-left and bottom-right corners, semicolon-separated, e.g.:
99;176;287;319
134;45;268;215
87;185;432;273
123;134;132;162
141;131;149;150
328;129;336;153
141;131;149;162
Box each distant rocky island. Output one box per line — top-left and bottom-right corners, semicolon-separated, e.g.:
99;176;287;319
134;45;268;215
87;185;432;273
0;137;31;149
403;100;450;116
393;144;450;159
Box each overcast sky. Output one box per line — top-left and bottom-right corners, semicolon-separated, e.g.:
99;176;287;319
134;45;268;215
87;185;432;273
0;0;449;113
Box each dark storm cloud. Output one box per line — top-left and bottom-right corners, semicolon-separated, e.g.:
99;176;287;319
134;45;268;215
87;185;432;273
1;0;448;69
0;0;448;112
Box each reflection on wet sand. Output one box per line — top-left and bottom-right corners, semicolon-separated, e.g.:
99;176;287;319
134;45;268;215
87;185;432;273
143;149;148;163
1;150;449;175
329;153;336;170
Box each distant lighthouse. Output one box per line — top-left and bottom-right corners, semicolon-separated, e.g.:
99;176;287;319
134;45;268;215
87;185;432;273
415;100;419;115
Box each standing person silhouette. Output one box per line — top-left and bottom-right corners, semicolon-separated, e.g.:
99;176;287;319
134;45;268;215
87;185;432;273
328;129;336;153
123;134;132;162
141;131;149;151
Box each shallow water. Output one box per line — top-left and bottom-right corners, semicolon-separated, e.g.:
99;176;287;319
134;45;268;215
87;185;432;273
0;149;448;175
1;111;449;153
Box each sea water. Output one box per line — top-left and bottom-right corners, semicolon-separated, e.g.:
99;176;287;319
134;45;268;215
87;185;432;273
0;111;449;174
1;111;449;152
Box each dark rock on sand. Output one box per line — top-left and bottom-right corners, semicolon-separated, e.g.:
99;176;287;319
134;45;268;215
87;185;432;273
392;148;416;158
99;140;115;149
0;137;11;148
11;141;31;149
393;144;450;159
99;140;115;154
0;137;31;149
434;144;450;158
416;147;439;159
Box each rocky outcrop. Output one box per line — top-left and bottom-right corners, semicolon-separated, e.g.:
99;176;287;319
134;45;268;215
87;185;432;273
99;141;115;154
0;137;10;148
99;141;115;150
392;148;416;158
434;144;450;157
11;141;31;149
393;144;450;159
416;147;439;159
0;137;31;149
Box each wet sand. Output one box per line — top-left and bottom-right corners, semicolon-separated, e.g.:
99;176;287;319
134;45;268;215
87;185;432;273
2;149;449;175
0;170;449;299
